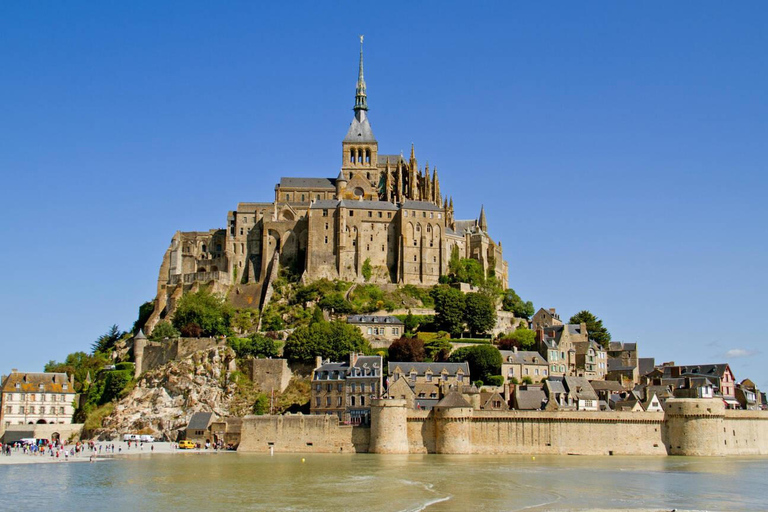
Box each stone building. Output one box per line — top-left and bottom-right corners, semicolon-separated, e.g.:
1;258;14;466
573;340;607;380
347;315;404;343
311;353;383;425
536;323;589;378
500;348;550;384
145;40;508;333
0;371;77;431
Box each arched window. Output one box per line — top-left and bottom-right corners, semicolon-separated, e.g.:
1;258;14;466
366;149;371;164
360;396;365;406
351;396;356;406
350;149;355;163
357;149;363;163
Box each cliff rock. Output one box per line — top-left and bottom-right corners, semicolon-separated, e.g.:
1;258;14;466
96;345;237;440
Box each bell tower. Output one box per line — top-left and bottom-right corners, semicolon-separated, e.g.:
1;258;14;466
341;36;379;199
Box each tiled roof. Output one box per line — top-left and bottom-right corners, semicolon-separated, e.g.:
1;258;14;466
1;372;74;394
388;362;469;377
401;200;443;212
278;177;337;189
347;315;404;325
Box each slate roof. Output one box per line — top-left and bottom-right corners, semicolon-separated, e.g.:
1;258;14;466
347;315;404;325
499;350;547;365
513;386;547;410
435;391;472;408
377;154;403;165
187;412;214;431
589;380;625;393
1;372;73;394
278;177;337;189
608;358;636;372
343;116;376;143
608;342;637;352
401;200;444;212
563;376;598;401
545;379;567;395
309;200;341;209
339;199;399;211
351;356;382;371
661;364;730;379
388;362;470;377
638;358;656;377
453;219;477;234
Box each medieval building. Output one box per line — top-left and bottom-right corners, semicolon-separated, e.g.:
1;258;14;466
147;40;508;330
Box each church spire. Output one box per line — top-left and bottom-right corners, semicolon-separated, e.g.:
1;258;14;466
479;205;488;232
354;35;368;117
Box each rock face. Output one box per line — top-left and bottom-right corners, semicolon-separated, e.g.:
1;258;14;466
97;346;237;440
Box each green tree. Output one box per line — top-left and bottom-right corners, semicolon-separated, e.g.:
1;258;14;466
132;301;155;334
388;337;426;362
91;324;125;354
362;258;372;282
101;370;133;403
231;309;256;334
172;289;233;337
318;292;354;314
403;310;419;335
283;319;369;363
45;351;110;392
464;292;496;336
149;321;180;341
569;310;611;348
228;333;279;359
501;288;534;319
424;335;452;362
449;345;502;383
497;327;536;350
430;285;466;336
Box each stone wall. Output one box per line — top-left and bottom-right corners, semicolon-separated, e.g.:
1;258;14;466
239;399;768;456
238;414;369;453
248;358;292;393
1;423;84;444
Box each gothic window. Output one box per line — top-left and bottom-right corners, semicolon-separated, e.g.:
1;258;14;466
366;149;371;164
426;225;431;232
350;149;354;163
358;150;363;163
416;224;421;232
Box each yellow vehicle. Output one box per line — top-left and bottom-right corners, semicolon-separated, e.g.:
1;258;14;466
178;440;196;450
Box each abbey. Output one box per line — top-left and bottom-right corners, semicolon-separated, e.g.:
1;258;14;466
147;41;508;328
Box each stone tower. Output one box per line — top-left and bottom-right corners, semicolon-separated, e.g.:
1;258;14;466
369;398;409;454
664;398;726;456
433;391;473;454
133;329;147;379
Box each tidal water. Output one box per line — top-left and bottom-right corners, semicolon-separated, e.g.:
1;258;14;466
1;453;766;511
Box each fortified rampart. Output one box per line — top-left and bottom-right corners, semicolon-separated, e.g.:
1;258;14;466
239;398;768;456
136;338;225;376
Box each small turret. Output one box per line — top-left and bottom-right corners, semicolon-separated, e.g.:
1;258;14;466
335;170;347;199
133;329;148;379
479;205;488;232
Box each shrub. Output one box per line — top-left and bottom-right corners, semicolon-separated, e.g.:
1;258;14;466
486;375;504;387
228;333;279;359
498;327;536;350
283;319;369;363
449;345;502;383
388;337;426;362
362;258;372;281
149;321;180;340
173;289;233;337
101;370;133;404
114;362;135;372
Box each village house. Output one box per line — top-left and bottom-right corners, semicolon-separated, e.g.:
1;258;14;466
574;340;607;380
543;379;574;410
531;307;563;330
0;370;77;431
311;353;383;424
537;324;587;378
479;391;508;411
606;358;639;388
562;376;599;411
388;362;469;388
510;384;547;411
654;363;737;407
499;348;549;384
347;315;404;345
183;411;215;444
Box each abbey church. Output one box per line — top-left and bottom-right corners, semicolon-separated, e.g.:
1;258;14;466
147;40;508;329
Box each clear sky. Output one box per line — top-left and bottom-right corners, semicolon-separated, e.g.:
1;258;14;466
1;2;766;389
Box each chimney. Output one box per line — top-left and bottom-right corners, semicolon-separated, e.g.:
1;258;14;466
11;368;18;373
349;352;359;367
549;308;556;315
315;356;323;369
512;346;518;354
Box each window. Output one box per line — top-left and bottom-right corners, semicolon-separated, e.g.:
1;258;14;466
378;212;382;218
316;194;320;200
442;374;448;382
351;384;356;393
324;236;328;244
410;372;417;382
326;384;331;392
438;213;442;219
413;255;417;261
367;328;372;334
360;383;366;393
240;228;244;235
337;396;342;406
426;373;432;382
316;384;321;391
351;396;356;406
326;397;331;406
286;194;291;201
5;406;10;414
388;212;392;218
337;383;343;392
323;209;328;217
370;234;373;241
325;222;329;230
368;211;372;217
422;212;426;217
30;394;36;402
393;328;399;336
430;212;433;218
360;396;365;406
350;211;354;216
404;211;408;217
19;406;24;414
301;194;305;202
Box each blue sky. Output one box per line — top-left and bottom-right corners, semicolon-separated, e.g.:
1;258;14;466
1;2;766;389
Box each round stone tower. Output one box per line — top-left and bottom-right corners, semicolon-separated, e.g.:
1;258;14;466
133;329;147;379
369;398;409;454
664;398;725;456
434;392;474;454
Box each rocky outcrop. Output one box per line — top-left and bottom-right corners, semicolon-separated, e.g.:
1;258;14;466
95;346;237;440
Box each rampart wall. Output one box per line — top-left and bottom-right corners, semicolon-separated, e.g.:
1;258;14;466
138;338;224;375
239;399;768;457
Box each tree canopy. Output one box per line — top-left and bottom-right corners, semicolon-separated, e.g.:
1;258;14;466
149;321;180;341
449;344;502;383
569;310;611;347
228;333;280;359
497;326;536;350
283;319;370;363
464;292;497;336
430;285;466;336
501;288;534;319
91;324;126;355
45;351;110;392
388;337;426;362
172;288;233;337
